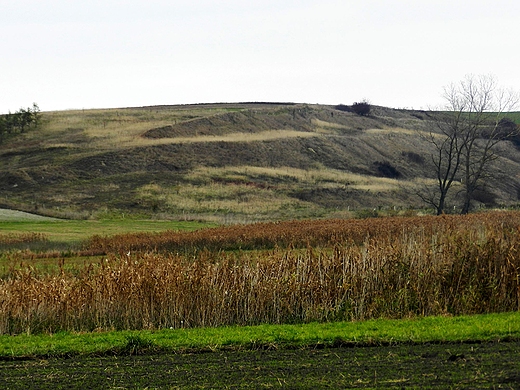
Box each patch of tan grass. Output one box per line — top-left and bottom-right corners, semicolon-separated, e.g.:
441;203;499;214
136;182;316;215
364;127;418;135
39;106;248;150
40;108;324;150
186;166;406;192
311;119;350;133
128;129;321;148
352;181;400;192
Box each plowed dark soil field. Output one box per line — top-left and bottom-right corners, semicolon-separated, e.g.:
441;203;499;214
2;341;519;389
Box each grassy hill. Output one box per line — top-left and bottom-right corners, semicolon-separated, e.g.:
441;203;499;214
1;102;519;222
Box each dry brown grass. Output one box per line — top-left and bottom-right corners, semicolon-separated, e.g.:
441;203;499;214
132;166;409;219
136;181;316;216
364;127;418;135
40;105;321;151
37;104;339;151
39;106;245;150
2;211;520;334
184;166;404;192
130;129;321;147
0;232;48;246
311;118;350;133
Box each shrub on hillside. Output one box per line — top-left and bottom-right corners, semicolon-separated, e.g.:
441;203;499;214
374;161;401;178
351;101;371;116
494;118;520;148
471;188;497;206
334;101;371;116
334;104;352;112
0;103;40;141
402;151;425;164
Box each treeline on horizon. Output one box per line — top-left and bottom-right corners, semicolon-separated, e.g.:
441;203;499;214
0;103;40;141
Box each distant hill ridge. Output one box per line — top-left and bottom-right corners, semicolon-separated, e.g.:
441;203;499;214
0;103;518;221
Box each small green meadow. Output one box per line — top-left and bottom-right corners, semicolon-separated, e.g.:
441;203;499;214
0;219;213;244
0;216;215;276
1;312;518;359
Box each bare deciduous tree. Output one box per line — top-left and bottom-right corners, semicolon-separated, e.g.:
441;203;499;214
422;75;519;214
418;109;463;215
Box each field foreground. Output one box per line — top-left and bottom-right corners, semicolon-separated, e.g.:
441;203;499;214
2;341;519;389
3;210;520;388
1;312;520;388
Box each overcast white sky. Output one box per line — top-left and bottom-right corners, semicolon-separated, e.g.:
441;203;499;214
1;0;519;113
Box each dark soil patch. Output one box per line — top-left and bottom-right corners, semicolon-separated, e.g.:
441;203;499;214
1;341;519;389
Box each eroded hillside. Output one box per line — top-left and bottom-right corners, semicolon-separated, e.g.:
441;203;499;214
0;103;518;221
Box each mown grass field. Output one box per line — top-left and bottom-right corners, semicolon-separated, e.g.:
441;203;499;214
0;214;213;246
2;312;519;358
0;213;214;276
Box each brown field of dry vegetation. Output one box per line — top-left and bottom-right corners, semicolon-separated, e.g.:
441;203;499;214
2;210;520;335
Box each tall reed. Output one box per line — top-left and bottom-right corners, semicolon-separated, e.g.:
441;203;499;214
1;211;520;334
84;213;503;254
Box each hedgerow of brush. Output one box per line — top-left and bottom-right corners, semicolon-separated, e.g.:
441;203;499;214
83;213;508;254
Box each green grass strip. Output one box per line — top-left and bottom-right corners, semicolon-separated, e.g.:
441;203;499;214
0;219;213;245
1;312;519;359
